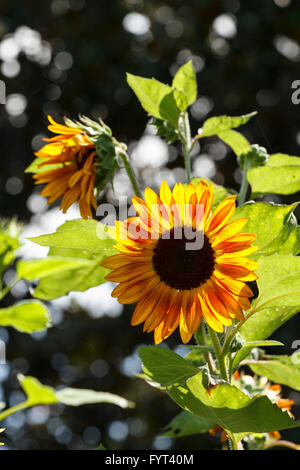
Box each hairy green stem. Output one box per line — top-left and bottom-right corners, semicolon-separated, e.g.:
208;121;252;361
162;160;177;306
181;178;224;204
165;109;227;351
194;321;216;374
0;277;19;301
208;326;229;381
119;151;142;198
181;112;192;183
0;401;28;422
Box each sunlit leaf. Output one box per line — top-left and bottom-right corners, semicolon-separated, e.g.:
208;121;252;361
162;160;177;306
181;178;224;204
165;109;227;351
126;73;180;126
172;60;197;108
28;220;116;299
218;129;251;157
249;352;300;391
241;254;300;342
139;346;199;387
56;388;134;408
0;301;50;333
247;153;300;196
18;375;134;408
168;372;299;434
233;202;300;259
198;112;256;138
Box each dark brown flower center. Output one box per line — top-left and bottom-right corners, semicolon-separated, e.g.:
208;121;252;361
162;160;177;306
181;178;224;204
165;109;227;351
152;227;215;290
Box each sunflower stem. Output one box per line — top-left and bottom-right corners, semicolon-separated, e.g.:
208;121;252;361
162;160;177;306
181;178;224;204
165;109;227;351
119;151;142;198
0;401;29;422
180;111;192;183
0;277;19;301
194;321;216;374
208;326;229;382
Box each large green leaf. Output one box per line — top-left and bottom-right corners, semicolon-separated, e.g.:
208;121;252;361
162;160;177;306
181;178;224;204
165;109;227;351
241;254;300;342
18;375;134;408
139;346;200;387
0;301;50;333
247;153;300;196
161;410;214;437
168;372;298;434
29;220;116;300
218;129;251;157
17;257;92;281
56;388;134;408
172;61;197;108
198;112;256;138
233;341;283;369
126;73;181;126
249;352;300;391
28;219;115;255
233;202;300;259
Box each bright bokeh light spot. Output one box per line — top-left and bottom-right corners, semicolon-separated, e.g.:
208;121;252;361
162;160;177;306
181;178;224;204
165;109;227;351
131;135;169;168
123;12;151;35
273;0;291;6
0;36;20;61
191;96;214;120
5;93;27;116
213;13;237;39
5;177;23;195
193;155;216;179
1;60;20;78
274;35;300;61
54;51;73;70
108;421;129;441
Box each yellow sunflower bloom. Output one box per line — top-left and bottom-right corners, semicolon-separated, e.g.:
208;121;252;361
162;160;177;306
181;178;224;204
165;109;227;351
103;180;258;344
33;115;97;218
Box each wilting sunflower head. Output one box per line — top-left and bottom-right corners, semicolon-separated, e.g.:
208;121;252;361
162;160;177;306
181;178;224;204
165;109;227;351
31;115;119;219
103;180;258;344
32;115;97;218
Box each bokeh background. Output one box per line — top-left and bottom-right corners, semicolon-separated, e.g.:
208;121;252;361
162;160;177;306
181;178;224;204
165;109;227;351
0;0;299;450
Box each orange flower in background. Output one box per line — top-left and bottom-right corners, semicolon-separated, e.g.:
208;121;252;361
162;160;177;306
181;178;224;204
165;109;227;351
33;116;97;218
102;180;258;344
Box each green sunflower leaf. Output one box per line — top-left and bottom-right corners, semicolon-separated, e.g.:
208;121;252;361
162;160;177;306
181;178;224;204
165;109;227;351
17;375;134;408
218;129;251;157
247;153;300;196
0;301;50;333
240;254;300;342
172;60;197;109
138;346;200;387
198;112;257;139
233;202;300;259
126;73;181;126
28;219;116;300
28;219;115;255
249;353;300;391
161;410;214;437
168;372;299;434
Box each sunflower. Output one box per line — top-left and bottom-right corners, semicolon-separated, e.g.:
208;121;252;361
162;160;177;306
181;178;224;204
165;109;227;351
102;180;258;344
33;116;97;218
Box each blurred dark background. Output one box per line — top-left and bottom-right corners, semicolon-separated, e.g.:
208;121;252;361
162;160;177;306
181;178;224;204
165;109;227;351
0;0;299;450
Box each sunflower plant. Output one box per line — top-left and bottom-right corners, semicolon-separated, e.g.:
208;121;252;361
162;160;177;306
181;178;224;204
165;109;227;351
13;60;300;450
